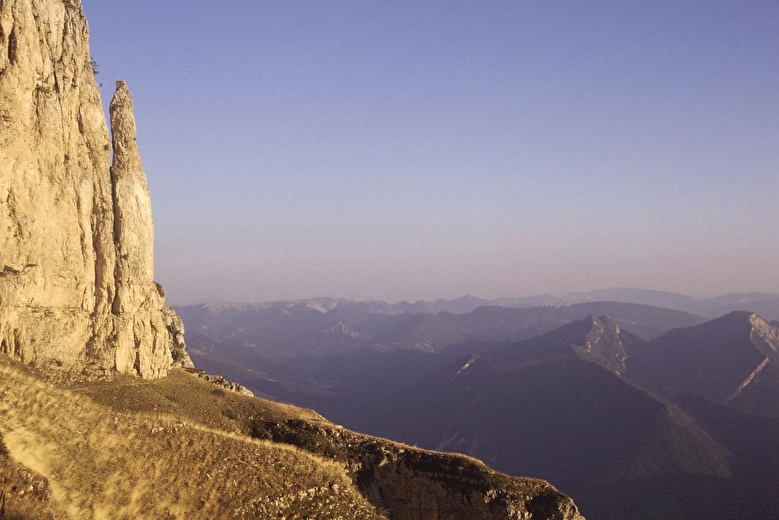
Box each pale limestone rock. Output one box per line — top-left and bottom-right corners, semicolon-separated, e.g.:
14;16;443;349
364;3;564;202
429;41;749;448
163;304;194;369
0;0;187;379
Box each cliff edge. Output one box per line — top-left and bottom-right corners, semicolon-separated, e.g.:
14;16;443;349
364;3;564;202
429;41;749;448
0;0;190;378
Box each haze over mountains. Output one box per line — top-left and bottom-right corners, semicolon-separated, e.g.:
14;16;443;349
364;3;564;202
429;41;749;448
186;287;779;320
559;288;779;320
178;290;779;519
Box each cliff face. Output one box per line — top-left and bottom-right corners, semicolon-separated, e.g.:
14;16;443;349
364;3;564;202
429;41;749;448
0;0;189;378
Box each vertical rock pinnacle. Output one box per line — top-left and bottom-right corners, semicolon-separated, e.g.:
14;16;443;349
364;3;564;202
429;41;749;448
109;80;154;314
110;80;141;170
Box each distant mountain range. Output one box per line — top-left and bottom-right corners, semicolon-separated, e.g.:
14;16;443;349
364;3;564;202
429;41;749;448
178;297;705;353
175;291;779;520
561;288;779;320
184;287;779;320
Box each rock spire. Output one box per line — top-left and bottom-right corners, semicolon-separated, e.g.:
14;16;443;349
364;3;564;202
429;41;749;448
0;0;190;378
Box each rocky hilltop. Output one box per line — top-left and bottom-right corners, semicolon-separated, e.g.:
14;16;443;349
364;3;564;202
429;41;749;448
0;0;190;377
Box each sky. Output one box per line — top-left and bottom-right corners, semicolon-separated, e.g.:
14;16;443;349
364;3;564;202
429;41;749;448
83;1;778;305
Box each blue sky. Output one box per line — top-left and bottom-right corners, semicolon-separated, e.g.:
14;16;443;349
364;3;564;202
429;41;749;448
84;1;778;304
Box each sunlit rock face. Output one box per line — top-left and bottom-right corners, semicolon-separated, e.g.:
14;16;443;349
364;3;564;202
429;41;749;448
0;0;190;378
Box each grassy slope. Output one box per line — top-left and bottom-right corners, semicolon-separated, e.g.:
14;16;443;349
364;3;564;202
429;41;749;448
0;359;382;520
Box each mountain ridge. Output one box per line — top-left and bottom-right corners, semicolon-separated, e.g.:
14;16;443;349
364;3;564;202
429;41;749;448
179;286;779;320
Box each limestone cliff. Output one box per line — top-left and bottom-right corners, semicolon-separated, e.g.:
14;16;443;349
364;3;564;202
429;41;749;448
0;0;190;378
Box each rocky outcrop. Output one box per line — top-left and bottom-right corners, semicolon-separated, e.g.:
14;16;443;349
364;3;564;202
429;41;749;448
0;0;186;378
188;369;254;396
163;304;194;369
252;418;584;520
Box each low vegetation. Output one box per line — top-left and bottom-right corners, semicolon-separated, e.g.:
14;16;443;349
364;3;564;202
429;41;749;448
0;358;381;519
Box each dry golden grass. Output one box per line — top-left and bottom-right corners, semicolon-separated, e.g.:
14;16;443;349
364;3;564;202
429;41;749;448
69;368;327;434
0;360;383;519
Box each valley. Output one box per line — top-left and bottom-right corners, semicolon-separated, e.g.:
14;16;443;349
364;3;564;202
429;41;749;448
181;294;779;519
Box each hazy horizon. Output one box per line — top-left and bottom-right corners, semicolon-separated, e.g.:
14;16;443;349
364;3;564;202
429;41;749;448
166;286;779;308
85;1;778;305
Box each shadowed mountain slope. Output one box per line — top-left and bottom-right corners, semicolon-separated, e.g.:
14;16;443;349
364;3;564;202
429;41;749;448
345;315;779;520
629;312;779;417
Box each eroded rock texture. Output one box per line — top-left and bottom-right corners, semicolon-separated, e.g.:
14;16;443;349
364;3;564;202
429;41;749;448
0;0;190;378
